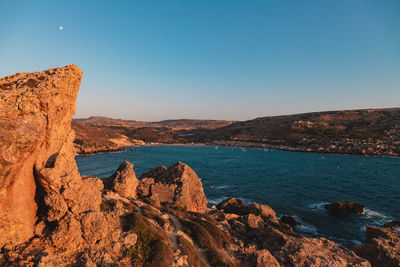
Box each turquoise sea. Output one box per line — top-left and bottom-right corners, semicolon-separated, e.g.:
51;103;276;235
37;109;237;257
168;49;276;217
76;145;400;248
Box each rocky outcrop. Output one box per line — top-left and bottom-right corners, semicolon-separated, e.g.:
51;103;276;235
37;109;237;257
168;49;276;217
354;226;400;267
138;162;208;212
103;161;139;198
214;198;369;267
216;197;278;224
0;65;83;247
280;215;301;229
325;201;365;216
258;229;369;267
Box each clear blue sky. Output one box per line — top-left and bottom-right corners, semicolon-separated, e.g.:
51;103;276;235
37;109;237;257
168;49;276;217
1;1;399;121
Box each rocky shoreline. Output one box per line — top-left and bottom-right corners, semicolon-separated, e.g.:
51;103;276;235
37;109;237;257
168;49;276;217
1;65;399;266
73;139;400;158
210;140;400;157
72;128;400;158
72;107;400;158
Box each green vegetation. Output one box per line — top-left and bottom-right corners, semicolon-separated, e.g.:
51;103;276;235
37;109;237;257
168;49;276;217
124;213;173;267
197;219;230;248
141;206;170;228
181;218;228;250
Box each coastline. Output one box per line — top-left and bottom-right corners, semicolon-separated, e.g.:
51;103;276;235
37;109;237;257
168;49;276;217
76;141;400;158
209;140;400;158
75;142;207;156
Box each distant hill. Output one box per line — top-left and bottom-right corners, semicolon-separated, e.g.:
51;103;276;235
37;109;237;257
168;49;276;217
72;108;400;156
73;116;233;130
185;108;400;156
71;122;144;154
71;117;233;151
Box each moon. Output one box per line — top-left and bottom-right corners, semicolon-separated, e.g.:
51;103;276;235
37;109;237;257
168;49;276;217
59;26;63;31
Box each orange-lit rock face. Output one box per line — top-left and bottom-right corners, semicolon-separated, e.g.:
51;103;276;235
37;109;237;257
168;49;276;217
139;162;208;212
0;65;82;248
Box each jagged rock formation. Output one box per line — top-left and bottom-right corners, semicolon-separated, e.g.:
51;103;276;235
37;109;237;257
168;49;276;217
216;197;279;224
354;226;400;267
138;162;208;213
103;161;139;198
0;65;385;266
213;198;370;267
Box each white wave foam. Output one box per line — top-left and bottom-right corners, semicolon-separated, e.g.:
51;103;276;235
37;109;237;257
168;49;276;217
297;222;318;235
277;215;318;235
209;185;229;189
208;197;228;205
364;209;388;219
289;216;319;235
364;208;392;225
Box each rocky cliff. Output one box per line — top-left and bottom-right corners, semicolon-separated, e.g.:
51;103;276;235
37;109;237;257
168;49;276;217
0;65;82;247
0;66;396;266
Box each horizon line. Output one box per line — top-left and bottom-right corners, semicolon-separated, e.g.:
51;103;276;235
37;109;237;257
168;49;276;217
73;106;400;123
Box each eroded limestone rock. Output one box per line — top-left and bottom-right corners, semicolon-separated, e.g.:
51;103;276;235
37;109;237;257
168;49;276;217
103;161;139;198
139;162;208;212
354;226;400;267
0;65;82;247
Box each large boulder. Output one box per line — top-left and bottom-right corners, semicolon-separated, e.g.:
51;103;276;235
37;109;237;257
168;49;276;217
139;162;207;212
354;226;400;267
325;201;365;216
217;197;278;224
0;65;88;247
103;161;139;198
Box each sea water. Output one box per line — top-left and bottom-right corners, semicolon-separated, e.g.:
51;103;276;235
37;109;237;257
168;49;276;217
76;145;400;248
